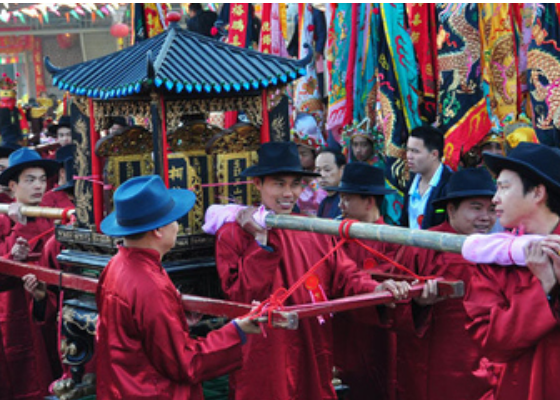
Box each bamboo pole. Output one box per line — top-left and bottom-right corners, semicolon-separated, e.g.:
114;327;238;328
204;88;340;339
265;215;466;254
0;205;75;220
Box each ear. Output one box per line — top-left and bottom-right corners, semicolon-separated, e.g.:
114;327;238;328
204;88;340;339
446;202;456;218
152;228;164;240
253;177;263;192
366;196;375;211
533;184;548;205
8;180;17;193
430;148;440;160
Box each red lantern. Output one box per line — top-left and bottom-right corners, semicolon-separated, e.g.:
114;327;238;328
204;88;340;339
57;33;76;49
110;23;130;39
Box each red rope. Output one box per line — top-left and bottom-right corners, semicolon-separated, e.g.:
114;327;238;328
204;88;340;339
243;219;437;326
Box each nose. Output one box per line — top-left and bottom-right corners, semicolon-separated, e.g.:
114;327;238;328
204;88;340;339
492;192;500;205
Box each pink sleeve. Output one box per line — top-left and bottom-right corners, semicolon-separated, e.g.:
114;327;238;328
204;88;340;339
203;205;270;235
462;233;544;266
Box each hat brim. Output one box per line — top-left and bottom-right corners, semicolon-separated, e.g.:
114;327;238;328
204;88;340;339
100;189;196;237
0;159;61;186
432;190;496;209
53;181;75;192
483;152;560;195
240;166;320;178
324;185;396;196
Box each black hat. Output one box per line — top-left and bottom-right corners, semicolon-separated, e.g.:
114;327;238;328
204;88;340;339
0;148;60;185
0;142;21;159
55;144;76;164
324;162;395;196
239;142;320;178
47;115;71;137
432;168;496;209
483;142;560;196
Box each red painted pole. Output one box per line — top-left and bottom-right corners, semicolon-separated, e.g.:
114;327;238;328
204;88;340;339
260;90;271;143
88;98;103;232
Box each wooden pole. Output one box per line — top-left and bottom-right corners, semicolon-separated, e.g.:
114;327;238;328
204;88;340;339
0;205;74;220
265;215;466;254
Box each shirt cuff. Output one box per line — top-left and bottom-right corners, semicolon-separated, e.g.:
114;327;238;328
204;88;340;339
257;242;274;252
232;320;247;345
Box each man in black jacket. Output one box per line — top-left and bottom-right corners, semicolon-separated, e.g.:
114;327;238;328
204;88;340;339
400;126;452;229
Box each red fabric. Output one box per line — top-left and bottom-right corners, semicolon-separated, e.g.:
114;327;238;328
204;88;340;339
0;192;13;204
464;223;560;400
215;222;380;400
41;189;74;209
0;214;55;399
392;221;493;400
96;246;243;400
333;218;400;400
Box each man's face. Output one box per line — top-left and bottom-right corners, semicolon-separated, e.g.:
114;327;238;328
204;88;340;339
9;167;47;205
447;197;496;235
297;145;315;170
315;153;343;189
339;192;373;221
351;136;374;162
493;169;538;229
254;175;303;215
57;127;72;147
407;137;438;175
481;142;503;156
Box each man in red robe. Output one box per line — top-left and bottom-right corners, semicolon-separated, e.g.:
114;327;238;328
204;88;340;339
96;175;260;399
215;142;409;400
41;144;75;209
0;147;60;399
324;161;401;400
394;168;498;400
464;143;560;400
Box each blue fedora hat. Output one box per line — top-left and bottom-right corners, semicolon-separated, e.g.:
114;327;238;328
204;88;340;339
0;147;60;185
432;168;496;209
240;142;320;178
101;175;196;237
324;162;395;196
483;142;560;195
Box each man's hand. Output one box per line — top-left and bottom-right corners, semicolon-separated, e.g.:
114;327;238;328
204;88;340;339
22;273;47;301
234;302;262;335
374;279;411;308
8;202;26;225
236;206;268;246
11;237;30;261
540;235;560;290
525;240;557;294
412;279;439;307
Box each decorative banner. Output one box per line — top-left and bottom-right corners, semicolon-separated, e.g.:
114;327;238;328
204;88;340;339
443;98;492;171
353;4;377;124
527;4;560;146
32;37;46;95
406;3;438;123
227;3;249;47
478;4;518;122
436;4;484;133
259;3;272;54
326;3;353;136
294;3;325;133
131;3;146;44
144;3;167;38
381;3;422;132
269;3;288;57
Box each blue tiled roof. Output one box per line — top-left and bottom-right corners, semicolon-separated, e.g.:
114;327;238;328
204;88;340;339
45;21;311;100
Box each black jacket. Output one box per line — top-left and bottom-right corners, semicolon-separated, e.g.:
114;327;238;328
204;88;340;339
400;165;453;229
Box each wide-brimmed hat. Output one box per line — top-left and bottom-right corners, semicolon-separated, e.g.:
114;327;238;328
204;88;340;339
239;142;320;178
324;162;395;196
47;115;71;137
432;168;496;209
100;175;196;237
483;142;560;195
0;147;60;185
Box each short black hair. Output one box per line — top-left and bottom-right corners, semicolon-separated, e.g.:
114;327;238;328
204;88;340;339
189;3;202;12
318;148;347;168
410;126;445;159
519;172;560;216
123;231;149;241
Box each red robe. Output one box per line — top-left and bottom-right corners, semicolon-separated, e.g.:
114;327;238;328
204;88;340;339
333;217;400;400
0;214;55;399
96;246;244;400
464;224;560;400
392;222;493;400
215;222;381;400
41;189;73;209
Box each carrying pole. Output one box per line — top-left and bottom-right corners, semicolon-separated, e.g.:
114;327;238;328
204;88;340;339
0;205;74;220
265;214;467;254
